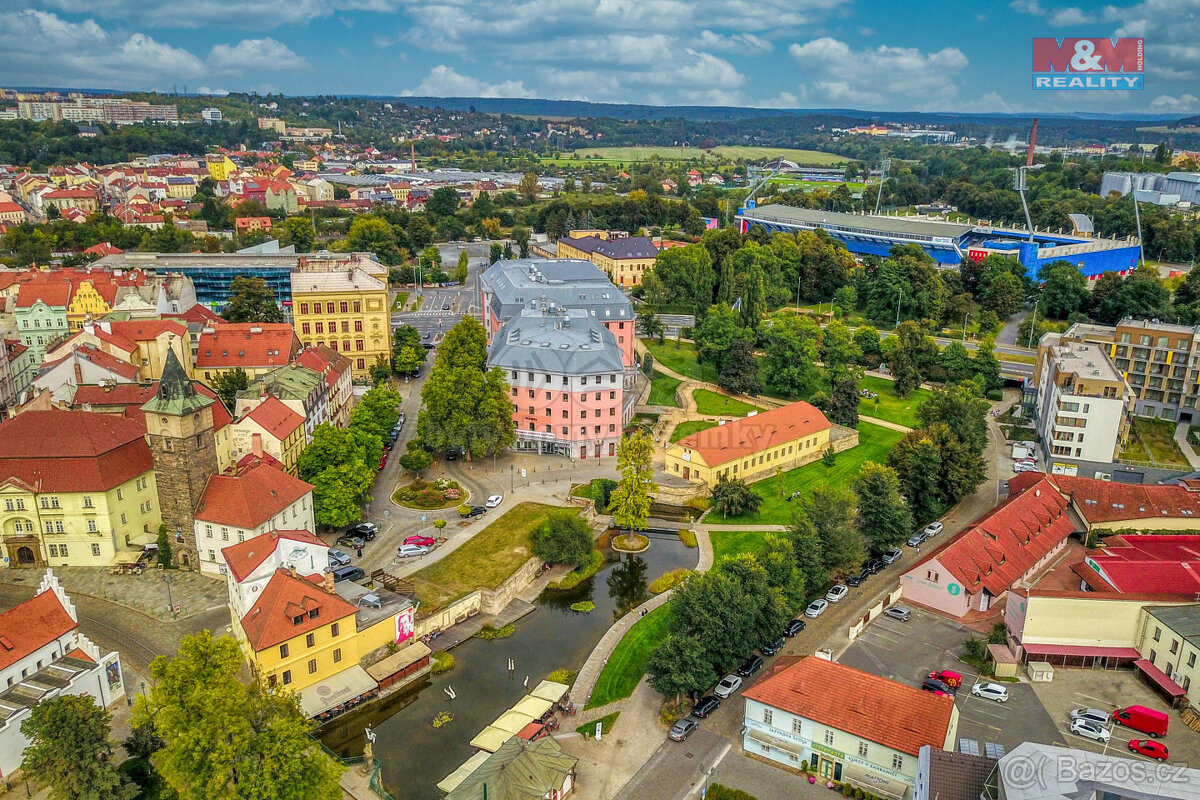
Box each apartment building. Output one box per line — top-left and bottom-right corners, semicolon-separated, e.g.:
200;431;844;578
1033;335;1135;464
1064;318;1200;423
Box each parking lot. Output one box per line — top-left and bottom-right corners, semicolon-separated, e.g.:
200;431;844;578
839;606;1061;757
1030;667;1200;764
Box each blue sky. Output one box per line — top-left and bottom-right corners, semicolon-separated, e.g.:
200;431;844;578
2;0;1197;114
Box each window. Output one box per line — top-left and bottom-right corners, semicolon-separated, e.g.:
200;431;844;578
1171;639;1180;655
326;302;335;314
354;320;363;332
353;301;361;313
331;622;340;637
333;648;342;663
308;659;318;674
87;519;97;532
892;754;904;770
49;544;58;557
302;323;311;334
824;729;834;746
926;570;939;582
858;742;869;757
1153;627;1161;642
341;321;350;333
280;643;289;658
763;708;773;725
308;608;320;620
293;615;305;626
83;496;93;508
315;322;324;334
306;633;316;648
1189;652;1197;668
340;301;349;313
792;719;804;735
91;543;101;557
282;670;292;685
299;303;309;315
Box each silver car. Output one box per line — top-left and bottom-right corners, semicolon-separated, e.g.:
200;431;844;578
713;674;742;699
328;548;352;567
1070;708;1110;727
970;682;1009;703
805;599;828;618
1071;718;1111;743
883;606;911;622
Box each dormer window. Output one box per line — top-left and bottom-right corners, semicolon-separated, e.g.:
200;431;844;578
308;608;319;620
292;615;304;626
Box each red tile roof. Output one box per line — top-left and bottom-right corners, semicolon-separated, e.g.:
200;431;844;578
906;476;1076;598
196;324;299;369
40;343;141;381
239;568;357;652
165;304;226;325
295;345;351;386
743;656;955;757
1052;475;1200;524
0;585;77;671
0;410;153;492
70;381;231;431
675;401;830;467
16;279;71;308
82;242;123;257
193;462;312;529
220;529;325;583
1081;534;1200;595
241;395;304;440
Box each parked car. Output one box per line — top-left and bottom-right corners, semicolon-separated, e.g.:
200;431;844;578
846;568;870;587
444;450;459;461
826;584;849;603
760;637;786;656
1013;462;1039;474
1071;718;1111;743
906;532;927;548
405;535;436;547
378;455;387;470
736;654;764;677
713;675;742;699
485;494;504;509
1128;740;1169;761
805;599;829;618
864;558;885;574
397;544;429;558
442;301;451;310
348;522;378;540
1069;708;1110;727
970;682;1009;703
468;506;487;518
923;522;944;537
330;565;365;582
922;677;955;696
668;718;699;741
336;535;365;549
882;606;912;622
692;696;721;719
328;548;352;567
881;548;903;564
928;669;963;688
1112;705;1169;738
784;618;807;637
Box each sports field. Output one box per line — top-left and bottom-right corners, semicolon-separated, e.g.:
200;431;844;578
562;146;847;166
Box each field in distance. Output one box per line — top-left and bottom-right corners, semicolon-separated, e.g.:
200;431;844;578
558;146;848;165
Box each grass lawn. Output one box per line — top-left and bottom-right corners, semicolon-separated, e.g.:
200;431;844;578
708;146;847;165
407;503;574;611
857;375;931;429
1123;417;1191;467
586;604;672;709
643;339;717;383
577;711;620;736
709;529;774;563
670;419;719;443
391;291;409;312
411;295;423;312
716;421;906;525
693;389;763;416
647;370;682;407
571;146;715;162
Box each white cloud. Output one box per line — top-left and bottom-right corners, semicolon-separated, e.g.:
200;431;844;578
1106;0;1200;81
956;91;1015;113
401;65;533;98
788;37;968;107
36;0;333;28
208;37;310;72
1047;6;1095;24
1149;93;1200;112
1009;0;1045;14
696;30;773;53
196;86;231;95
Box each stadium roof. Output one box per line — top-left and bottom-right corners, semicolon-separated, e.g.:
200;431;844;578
743;204;974;240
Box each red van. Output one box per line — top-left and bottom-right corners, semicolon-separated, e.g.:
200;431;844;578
1111;705;1169;738
928;669;963;688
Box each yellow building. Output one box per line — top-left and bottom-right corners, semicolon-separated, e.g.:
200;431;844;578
65;279;117;330
664;401;832;487
556;234;658;287
231;395;307;475
0;410;161;568
206;156;237;182
290;267;390;380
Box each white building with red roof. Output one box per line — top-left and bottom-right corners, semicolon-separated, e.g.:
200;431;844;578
33;343;141;403
193;462;314;576
743;656;957;799
230;395;307;475
0;569;125;778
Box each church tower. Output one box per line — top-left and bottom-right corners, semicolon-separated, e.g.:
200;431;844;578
142;349;218;569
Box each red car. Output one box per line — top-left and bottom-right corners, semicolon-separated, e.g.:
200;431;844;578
404;535;435;547
1128;740;1169;761
377;455;387;470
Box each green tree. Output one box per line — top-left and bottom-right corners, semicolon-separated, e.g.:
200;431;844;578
709;474;763;518
346;216;399;265
787;513;829;595
647;633;715;700
888;433;943;525
425;186;460;219
854;462;913;554
392;324;427;365
972;339;1004;394
368;354;392;385
760;313;822;396
717;338;761;395
398;448;432;477
1039;260;1088;319
21;694;133;800
853;325;883;367
518;171;540;200
298;424;380;527
454;249;469;284
530;512;596;568
156;524;173;568
760;532;806;610
281;217;316;253
134;631;343;800
609;430;656;536
395;345;423;378
980;270;1023;319
802;486;863;575
212;367;249;411
694;303;749;370
349;384;402;442
636;307;665;343
821;320;861;384
939;341;975;384
489;242;503;263
916;382;990;455
512;226;531;258
589;478;618;513
647;244;716;312
222;276;285;323
826;373;860;428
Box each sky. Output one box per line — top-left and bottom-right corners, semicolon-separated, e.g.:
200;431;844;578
2;0;1198;115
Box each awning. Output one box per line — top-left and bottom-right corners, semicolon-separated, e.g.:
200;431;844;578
1134;659;1186;698
365;640;431;681
437;750;492;794
747;729;806;758
470;726;515;753
512;695;554;720
298;665;377;717
841;762;910;800
492;709;536;735
1022;643;1140;659
530;680;569;704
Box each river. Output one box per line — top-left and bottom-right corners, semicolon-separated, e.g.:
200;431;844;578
318;531;697;800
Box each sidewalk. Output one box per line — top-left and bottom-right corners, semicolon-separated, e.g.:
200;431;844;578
0;565;226;621
1175;421;1200;470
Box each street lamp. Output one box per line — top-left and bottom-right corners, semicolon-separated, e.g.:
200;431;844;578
1012;164;1045;243
963;312;970;342
1027;299;1040;350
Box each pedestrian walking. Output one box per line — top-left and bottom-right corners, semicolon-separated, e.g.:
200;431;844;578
356;545;363;558
916;545;920;555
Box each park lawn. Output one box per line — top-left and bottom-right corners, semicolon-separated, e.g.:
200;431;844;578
642;339;717;383
707;146;847;165
648;371;682;407
717;421;906;526
391;291;409;312
857;375;931;429
572;146;714;161
1128;417;1191;467
577;712;620;737
407;503;574;611
708;529;774;563
670;419;719;443
693;390;764;417
586;604;672;709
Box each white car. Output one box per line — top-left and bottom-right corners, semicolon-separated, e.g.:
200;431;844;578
328;548;352;567
1071;718;1111;743
1013;462;1039;474
485;494;504;509
397;544;429;558
805;599;829;618
713;674;742;699
970;682;1009;703
826;584;848;603
923;522;944;537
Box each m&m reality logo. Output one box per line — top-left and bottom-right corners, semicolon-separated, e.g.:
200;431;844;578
1032;38;1144;90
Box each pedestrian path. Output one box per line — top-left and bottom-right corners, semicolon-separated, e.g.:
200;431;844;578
0;565;226;621
1175;421;1200;470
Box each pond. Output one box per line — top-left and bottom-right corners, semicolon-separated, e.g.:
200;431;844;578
318;530;695;800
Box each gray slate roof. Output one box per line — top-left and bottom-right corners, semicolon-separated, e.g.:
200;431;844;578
480;258;633;323
488;307;624;375
562;235;657;260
